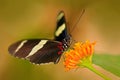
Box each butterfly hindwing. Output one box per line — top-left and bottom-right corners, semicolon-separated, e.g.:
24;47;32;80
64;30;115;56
8;39;63;64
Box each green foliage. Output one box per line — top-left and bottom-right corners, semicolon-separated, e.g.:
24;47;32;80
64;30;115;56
93;54;120;77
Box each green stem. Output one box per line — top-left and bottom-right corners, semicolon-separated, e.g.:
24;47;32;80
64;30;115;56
85;64;111;80
78;58;111;80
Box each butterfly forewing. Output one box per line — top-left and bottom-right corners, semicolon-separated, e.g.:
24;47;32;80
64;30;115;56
9;39;40;58
8;39;63;64
55;11;69;42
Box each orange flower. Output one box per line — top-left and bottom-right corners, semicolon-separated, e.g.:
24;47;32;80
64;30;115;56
64;41;96;71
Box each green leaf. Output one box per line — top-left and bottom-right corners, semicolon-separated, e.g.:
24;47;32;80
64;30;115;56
93;54;120;77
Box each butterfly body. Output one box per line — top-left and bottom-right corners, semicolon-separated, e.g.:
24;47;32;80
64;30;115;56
8;11;71;64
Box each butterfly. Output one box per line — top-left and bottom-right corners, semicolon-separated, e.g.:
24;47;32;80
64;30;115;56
8;10;85;64
8;10;72;64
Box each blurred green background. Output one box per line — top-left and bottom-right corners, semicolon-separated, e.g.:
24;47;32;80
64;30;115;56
0;0;120;80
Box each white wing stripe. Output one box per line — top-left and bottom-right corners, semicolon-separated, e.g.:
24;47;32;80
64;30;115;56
55;23;65;36
57;12;64;21
26;40;48;58
15;40;27;53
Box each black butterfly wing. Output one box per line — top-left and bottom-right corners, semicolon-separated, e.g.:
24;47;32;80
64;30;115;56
8;39;63;64
55;11;70;42
27;40;63;64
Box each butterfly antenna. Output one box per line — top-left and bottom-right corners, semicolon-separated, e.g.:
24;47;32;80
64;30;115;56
70;9;85;34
